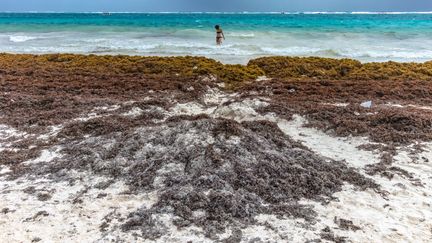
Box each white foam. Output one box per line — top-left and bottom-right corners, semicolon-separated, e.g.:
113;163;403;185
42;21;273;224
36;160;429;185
9;35;38;43
229;32;255;38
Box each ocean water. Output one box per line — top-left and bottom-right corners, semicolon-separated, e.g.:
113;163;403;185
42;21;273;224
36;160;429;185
1;12;432;64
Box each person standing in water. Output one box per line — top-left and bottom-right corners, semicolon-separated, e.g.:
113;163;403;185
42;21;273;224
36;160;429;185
215;25;225;45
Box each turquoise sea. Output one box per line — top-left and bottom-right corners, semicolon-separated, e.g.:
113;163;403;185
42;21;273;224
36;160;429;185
1;12;432;63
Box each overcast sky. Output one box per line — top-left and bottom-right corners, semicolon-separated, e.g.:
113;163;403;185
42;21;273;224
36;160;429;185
2;0;432;12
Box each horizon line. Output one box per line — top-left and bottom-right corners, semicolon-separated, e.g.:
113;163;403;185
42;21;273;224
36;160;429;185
1;11;432;14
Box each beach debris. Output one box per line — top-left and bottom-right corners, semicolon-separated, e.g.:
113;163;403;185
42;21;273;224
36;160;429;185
360;101;373;108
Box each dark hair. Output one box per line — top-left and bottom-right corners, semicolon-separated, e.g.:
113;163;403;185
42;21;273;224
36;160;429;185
215;25;220;30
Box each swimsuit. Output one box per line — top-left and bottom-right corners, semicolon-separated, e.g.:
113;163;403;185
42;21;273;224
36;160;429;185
216;30;223;38
216;29;223;43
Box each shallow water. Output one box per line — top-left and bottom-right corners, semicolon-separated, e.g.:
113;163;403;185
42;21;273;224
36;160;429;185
1;13;432;63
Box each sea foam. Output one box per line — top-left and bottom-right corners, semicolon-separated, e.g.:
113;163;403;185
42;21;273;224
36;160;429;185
9;35;38;43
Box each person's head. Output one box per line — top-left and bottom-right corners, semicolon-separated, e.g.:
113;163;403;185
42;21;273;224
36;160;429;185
215;25;220;30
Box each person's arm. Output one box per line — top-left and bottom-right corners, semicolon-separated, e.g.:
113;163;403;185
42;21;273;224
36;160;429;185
222;31;226;40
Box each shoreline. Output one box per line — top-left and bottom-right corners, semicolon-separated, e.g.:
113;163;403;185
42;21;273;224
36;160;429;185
3;52;432;65
2;11;432;14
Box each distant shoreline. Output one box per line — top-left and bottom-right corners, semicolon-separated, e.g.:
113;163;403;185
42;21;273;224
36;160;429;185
2;11;432;14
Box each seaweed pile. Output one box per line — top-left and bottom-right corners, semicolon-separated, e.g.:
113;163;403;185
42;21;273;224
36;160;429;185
249;56;432;81
1;54;432;241
48;117;375;239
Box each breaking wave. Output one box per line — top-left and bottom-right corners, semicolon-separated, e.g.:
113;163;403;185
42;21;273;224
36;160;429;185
9;35;38;43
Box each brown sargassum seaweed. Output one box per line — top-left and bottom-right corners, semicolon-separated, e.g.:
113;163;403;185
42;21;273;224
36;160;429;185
32;116;378;240
1;54;432;241
249;56;432;81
